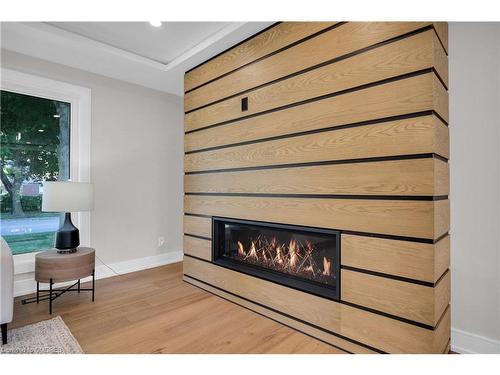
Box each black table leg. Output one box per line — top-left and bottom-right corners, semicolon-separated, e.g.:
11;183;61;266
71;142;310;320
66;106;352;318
23;272;95;311
1;323;7;345
49;278;53;315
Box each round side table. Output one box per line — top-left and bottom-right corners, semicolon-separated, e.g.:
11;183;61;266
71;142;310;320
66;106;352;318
22;247;96;314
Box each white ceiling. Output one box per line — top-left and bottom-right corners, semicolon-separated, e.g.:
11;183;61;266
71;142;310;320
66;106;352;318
48;22;231;64
0;21;273;96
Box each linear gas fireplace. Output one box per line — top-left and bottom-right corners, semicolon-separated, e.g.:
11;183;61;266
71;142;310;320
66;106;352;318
212;217;340;300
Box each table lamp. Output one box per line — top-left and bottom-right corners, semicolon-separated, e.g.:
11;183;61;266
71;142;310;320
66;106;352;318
42;181;94;254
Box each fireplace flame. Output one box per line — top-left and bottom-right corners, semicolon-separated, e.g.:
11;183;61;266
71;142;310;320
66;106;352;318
304;265;314;273
322;256;331;276
237;241;245;256
248;241;258;260
276;245;283;265
232;235;334;284
306;241;314;254
288;239;298;269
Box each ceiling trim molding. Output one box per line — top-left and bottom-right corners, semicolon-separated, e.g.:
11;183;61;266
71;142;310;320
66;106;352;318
0;21;273;95
12;22;254;73
164;22;247;72
13;22;169;70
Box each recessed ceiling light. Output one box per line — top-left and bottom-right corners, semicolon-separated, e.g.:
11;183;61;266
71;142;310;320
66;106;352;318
53;114;60;118
149;21;162;27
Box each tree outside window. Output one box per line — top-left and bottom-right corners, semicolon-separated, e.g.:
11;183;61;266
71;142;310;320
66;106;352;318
0;90;70;255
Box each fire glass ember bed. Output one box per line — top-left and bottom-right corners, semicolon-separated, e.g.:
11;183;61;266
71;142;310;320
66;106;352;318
212;217;340;301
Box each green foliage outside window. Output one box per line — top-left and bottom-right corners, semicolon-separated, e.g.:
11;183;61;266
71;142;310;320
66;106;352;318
1;90;70;254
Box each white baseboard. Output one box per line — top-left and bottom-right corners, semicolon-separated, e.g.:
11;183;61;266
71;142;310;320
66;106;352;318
451;328;500;354
14;250;183;297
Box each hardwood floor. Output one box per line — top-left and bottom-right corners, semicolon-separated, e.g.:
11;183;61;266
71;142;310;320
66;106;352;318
11;262;344;354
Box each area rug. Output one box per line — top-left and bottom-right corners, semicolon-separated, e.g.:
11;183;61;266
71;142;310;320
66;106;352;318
0;316;84;354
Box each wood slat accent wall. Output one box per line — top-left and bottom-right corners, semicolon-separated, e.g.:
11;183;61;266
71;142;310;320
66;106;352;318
185;31;448;128
183;257;450;354
185;158;449;196
183;22;450;353
184;195;449;239
185;115;448;173
185;73;448;153
184;22;338;92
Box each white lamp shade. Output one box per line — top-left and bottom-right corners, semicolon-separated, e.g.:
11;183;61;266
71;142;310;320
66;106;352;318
42;181;94;212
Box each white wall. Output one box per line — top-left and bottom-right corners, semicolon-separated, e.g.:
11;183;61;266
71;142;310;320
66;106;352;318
449;22;500;353
1;50;184;292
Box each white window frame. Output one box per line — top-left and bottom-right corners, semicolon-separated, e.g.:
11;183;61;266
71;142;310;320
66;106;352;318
1;69;91;275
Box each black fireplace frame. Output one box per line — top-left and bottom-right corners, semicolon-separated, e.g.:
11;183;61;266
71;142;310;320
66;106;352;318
212;217;341;301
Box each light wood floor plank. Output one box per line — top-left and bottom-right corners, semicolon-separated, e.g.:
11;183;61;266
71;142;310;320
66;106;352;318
11;263;342;354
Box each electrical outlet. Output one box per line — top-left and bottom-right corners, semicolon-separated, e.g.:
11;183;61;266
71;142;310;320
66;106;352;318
158;236;165;248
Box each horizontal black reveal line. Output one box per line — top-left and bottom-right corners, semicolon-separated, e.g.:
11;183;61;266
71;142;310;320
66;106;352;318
339;300;435;331
185;68;434;134
182;219;447;245
185;256;435;331
443;339;451;354
185;253;207;261
433;154;449;163
183;276;354;354
433;195;449;201
183;233;211;241
188;254;340;302
341;265;435;287
185;192;448;202
432;67;449;91
183;254;210;263
184;153;440;175
184;213;212;218
185;22;282;75
431;25;448;57
185;24;434;112
182;221;437;246
184;22;346;94
435;305;451;329
435;269;450;286
185;111;434;155
434;232;449;244
340;230;435;244
433;111;449;127
183;271;384;353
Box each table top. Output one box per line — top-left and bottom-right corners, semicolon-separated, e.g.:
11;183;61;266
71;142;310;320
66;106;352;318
35;247;96;283
36;247;95;260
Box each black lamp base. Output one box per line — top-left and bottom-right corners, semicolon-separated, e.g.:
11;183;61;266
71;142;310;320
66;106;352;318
55;212;80;254
57;248;78;254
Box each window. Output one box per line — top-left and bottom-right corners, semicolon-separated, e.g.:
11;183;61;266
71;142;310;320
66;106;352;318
1;69;90;288
0;90;71;255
